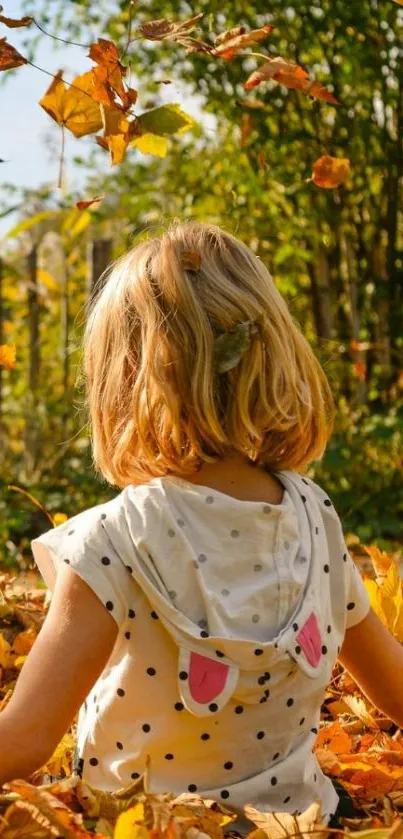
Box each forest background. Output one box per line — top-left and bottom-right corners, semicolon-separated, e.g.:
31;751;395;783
0;0;402;567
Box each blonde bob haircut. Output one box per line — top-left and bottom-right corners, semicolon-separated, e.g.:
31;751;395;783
84;221;335;487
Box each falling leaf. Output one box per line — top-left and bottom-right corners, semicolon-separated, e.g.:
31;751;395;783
213;322;258;374
96;108;131;165
181;250;201;272
213;24;274;60
76;195;104;211
311;155;351;188
39;70;103;138
244;56;338;104
354;360;367;381
0;13;33;27
0;343;16;368
0;36;27;70
237;97;267;109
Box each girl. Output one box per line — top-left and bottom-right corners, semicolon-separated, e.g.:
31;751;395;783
1;222;402;828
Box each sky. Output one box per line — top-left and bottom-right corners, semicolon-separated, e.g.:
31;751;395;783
0;0;212;236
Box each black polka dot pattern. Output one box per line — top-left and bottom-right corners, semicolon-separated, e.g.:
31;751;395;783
324;499;332;506
179;671;188;681
323;564;329;573
224;761;233;770
235;705;244;714
188;784;197;792
257;731;265;740
125;631;131;640
221;790;230;799
283;796;291;804
128;609;136;618
254;648;264;656
106;601;114;611
117;688;125;697
147;667;156;676
116;741;123;750
131;772;140;780
63;558;70;564
287;697;294;707
201;733;210;740
209;703;218;713
347;601;356;610
151;611;159;620
165;753;174;760
142;723;151;733
175;702;184;711
101;556;110;566
89;757;98;766
271;777;278;786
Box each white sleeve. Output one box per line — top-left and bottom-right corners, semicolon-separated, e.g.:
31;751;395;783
343;543;371;629
31;506;133;628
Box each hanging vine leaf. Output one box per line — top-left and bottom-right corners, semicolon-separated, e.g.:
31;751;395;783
212;24;274;60
0;36;27;70
88;38;137;112
39;70;103;138
244;56;338;104
0;12;33;28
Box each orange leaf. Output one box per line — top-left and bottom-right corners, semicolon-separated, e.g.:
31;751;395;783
0;36;27;70
76;195;104;211
312;155;351;189
213;24;274;60
244;56;338;104
315;721;353;755
39;71;103;138
347;767;396;798
0;343;16;368
354;360;367;381
88;38;134;112
0;13;33;28
13;628;37;655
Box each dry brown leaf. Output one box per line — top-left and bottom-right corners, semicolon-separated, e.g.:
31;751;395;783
6;781;96;839
0;13;33;28
0;36;27;70
76;195;104;211
212;24;274;60
139;13;203;42
244;56;338;104
244;801;326;839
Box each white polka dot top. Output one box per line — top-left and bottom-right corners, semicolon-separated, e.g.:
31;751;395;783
32;470;370;826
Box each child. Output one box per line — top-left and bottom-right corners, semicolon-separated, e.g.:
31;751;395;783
1;222;402;829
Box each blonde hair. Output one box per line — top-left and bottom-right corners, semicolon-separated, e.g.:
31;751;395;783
84;221;335;486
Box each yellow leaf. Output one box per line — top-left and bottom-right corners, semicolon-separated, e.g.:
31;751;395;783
131;133;169;157
53;512;68;526
38;269;59;291
40;732;76;777
0;633;13;668
14;654;28;669
39;70;103;138
114;808;149;839
0;343;16;369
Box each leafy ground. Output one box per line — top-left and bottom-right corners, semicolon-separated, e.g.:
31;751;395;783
1;544;403;838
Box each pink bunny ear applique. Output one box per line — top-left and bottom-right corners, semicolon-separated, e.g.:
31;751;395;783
178;648;239;717
296;612;322;667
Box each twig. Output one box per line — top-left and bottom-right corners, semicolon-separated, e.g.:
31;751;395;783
33;18;92;49
121;1;136;61
58;125;65;189
8;485;54;526
27;61;95;100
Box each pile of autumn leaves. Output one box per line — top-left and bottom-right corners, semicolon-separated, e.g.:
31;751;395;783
0;9;350;184
1;544;403;839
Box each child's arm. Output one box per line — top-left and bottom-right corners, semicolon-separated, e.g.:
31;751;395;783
339;607;403;727
0;562;118;787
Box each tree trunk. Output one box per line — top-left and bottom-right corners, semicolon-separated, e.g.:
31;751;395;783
27;246;40;399
87;239;112;303
386;73;403;366
0;258;3;422
61;256;69;438
309;246;334;341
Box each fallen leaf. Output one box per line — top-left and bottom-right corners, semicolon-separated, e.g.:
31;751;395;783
315;721;353;754
311;155;351;188
0;36;27;70
0;13;33;28
213;322;258;374
244;801;325;839
39;71;103;138
0;343;16;369
181;250;201;272
76;195;104;211
12;628;36;656
6;781;96;839
213;24;274;60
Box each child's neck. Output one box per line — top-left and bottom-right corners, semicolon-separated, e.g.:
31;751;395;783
181;455;285;506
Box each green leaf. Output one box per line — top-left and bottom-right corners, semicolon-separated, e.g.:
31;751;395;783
136;103;196;137
131;133;169;157
1;210;55;240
